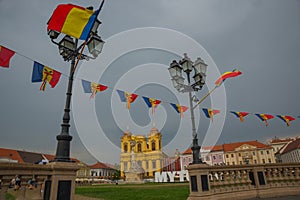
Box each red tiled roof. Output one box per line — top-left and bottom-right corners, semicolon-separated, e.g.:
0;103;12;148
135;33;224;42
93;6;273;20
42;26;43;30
269;138;294;144
183;145;224;155
212;145;223;151
200;145;223;151
182;148;192;155
223;140;271;152
0;148;24;163
281;138;300;154
0;147;83;164
90;162;113;169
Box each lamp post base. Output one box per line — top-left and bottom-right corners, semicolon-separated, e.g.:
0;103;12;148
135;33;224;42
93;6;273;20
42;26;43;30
191;138;203;164
54;134;73;162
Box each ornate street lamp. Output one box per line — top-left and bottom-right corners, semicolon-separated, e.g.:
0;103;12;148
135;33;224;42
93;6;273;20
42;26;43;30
47;11;105;162
168;53;207;164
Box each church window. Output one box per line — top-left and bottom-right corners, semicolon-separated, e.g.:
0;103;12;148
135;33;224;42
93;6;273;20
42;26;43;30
152;141;156;151
137;143;142;152
152;160;156;169
124;143;128;152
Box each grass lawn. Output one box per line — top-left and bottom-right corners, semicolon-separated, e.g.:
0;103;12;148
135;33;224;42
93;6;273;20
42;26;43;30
76;183;190;200
6;193;16;200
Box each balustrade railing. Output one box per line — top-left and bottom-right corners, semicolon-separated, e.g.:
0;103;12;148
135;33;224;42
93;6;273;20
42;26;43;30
0;162;79;200
187;163;300;200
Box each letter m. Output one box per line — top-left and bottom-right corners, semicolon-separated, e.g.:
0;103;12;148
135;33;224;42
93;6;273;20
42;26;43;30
155;172;168;182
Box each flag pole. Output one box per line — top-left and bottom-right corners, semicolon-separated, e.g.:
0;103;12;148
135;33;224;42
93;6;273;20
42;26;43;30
72;41;86;73
72;0;105;73
71;35;92;73
192;85;218;110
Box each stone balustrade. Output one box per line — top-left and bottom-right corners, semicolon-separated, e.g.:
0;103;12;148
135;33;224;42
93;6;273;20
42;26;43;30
0;162;79;200
187;163;300;200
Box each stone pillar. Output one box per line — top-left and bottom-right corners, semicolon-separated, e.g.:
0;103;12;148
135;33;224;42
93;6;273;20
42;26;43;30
187;163;210;199
47;162;79;200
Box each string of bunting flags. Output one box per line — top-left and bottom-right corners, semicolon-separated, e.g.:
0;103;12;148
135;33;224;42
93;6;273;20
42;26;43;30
203;110;296;127
1;44;299;126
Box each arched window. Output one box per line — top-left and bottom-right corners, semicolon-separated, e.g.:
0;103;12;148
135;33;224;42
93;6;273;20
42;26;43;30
137;143;142;152
124;143;128;152
151;141;156;151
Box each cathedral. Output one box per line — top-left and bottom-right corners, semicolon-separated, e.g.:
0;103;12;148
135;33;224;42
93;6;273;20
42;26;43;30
120;126;166;179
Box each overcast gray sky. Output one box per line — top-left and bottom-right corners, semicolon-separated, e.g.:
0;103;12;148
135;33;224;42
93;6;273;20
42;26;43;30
0;0;300;165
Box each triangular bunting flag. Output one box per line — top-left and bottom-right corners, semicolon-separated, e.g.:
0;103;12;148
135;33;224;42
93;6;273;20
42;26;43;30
117;90;138;109
170;103;188;118
255;114;274;127
202;108;220;121
276;115;295;127
0;45;15;68
230;111;249;122
81;80;108;98
143;97;161;115
31;62;61;91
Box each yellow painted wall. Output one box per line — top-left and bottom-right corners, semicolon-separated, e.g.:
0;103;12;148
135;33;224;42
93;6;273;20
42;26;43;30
120;128;163;178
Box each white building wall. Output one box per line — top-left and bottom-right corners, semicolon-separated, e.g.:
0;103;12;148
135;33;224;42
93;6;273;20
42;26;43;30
281;149;300;163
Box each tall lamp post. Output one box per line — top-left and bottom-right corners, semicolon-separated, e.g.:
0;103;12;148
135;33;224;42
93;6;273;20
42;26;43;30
168;53;207;164
47;14;104;162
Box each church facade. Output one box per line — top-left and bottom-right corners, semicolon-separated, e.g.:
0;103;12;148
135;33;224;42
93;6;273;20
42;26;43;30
120;127;166;179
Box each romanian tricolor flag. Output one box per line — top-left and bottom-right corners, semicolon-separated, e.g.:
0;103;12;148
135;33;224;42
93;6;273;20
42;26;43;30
143;97;161;115
170;103;188;118
0;45;15;68
202;108;220;121
255;114;274;127
276;115;295;127
215;69;242;86
32;62;61;91
47;2;103;40
230;111;249;122
117;90;138;109
81;80;108;99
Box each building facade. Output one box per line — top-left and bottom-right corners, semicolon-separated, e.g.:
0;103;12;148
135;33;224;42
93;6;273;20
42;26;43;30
268;137;294;153
277;138;300;163
180;141;276;167
180;148;193;170
90;162;115;179
120;127;165;179
223;141;275;165
268;137;295;162
180;146;225;168
207;145;225;166
163;149;181;172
